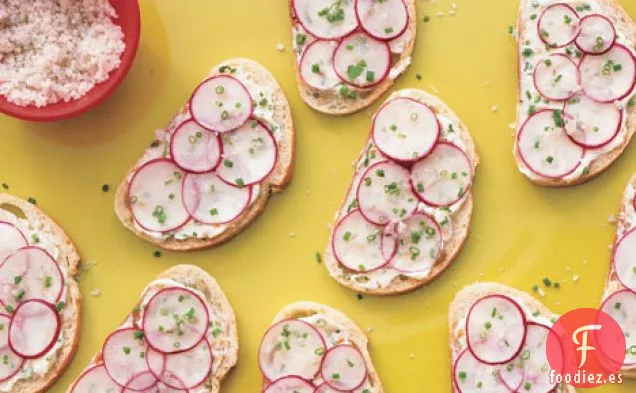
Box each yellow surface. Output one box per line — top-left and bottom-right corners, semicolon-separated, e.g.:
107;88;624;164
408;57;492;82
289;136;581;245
1;0;636;391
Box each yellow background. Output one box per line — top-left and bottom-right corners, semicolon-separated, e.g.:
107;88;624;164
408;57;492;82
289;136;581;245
1;0;635;391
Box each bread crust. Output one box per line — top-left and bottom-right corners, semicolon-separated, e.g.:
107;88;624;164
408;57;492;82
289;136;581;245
289;0;417;115
323;89;478;296
114;58;295;251
513;0;636;187
0;194;81;393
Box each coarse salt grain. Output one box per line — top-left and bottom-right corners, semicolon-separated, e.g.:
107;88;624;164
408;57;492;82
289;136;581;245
0;0;126;107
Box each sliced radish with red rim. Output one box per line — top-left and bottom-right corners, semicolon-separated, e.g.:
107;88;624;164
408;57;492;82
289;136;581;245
533;54;580;101
453;349;509;393
70;365;121;393
0;221;26;262
372;97;440;162
170;120;222;174
466;295;527;365
128;159;190;233
517;109;584;178
264;376;315;393
564;94;622;148
410;142;472;207
389;213;442;274
160;338;213;389
537;3;580;48
355;0;409;41
580;44;636;102
258;319;326;381
612;227;636;292
8;299;60;359
300;40;340;91
510;323;561;393
292;0;358;40
356;161;418;225
332;210;396;273
102;328;154;389
182;173;252;225
0;313;22;382
600;290;636;366
321;344;367;391
143;287;209;354
215;120;278;187
190;75;253;133
575;14;616;54
333;31;390;88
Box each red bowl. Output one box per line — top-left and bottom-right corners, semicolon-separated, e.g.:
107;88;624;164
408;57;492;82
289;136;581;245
0;0;141;122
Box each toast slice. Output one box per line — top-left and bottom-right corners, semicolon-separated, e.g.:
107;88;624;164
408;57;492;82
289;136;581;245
115;58;295;251
0;193;81;393
289;0;416;115
258;301;383;392
449;282;576;393
323;89;478;296
66;265;238;393
513;0;636;187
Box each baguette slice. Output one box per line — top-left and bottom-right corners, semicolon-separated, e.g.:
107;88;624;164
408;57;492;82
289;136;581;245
289;0;416;115
513;0;636;187
323;89;478;296
115;58;295;251
0;193;81;393
449;282;575;393
260;301;384;392
66;265;238;393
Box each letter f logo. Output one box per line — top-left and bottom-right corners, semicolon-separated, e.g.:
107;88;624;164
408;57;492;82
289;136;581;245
572;324;602;368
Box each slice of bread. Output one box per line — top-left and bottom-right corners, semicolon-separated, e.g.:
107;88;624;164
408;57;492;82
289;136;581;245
262;301;384;392
513;0;636;187
449;282;576;393
66;264;238;393
0;193;81;393
289;0;416;115
115;58;295;251
323;88;479;296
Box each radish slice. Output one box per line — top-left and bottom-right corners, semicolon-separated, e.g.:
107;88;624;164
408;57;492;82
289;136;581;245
299;40;340;90
537;3;580;48
332;210;396;272
466;295;527;365
129;159;190;233
356;161;418;225
70;365;121;393
190;75;253;133
0;314;22;382
575;14;616;54
517;109;584;178
0;246;64;309
612;227;636;292
215;120;278;187
142;287;209;354
321;345;367;391
564;94;622;148
533;54;580;101
333;31;390;88
453;349;509;393
292;0;358;40
580;44;636;102
0;221;26;262
600;290;636;366
355;0;409;41
372;97;440;162
182;173;251;225
8;299;60;359
170;120;222;174
510;323;561;393
410;142;472;207
390;213;442;274
161;338;212;389
102;328;154;389
121;372;188;393
258;319;326;381
264;376;314;393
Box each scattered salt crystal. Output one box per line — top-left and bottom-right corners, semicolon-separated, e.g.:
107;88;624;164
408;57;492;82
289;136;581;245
409;353;416;359
608;214;617;224
537;288;545;297
437;11;444;17
90;289;101;297
289;232;296;238
276;43;285;52
451;2;458;9
572;275;580;282
491;105;499;113
449;10;456;16
366;326;374;333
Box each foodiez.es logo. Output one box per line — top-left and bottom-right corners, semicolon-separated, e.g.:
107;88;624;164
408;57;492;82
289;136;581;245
546;308;626;388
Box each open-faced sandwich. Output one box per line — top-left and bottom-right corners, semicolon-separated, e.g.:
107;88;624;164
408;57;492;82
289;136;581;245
289;0;416;115
115;58;295;251
513;0;636;186
67;265;238;393
323;89;478;295
449;283;575;393
257;301;383;393
0;194;81;393
600;174;636;378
